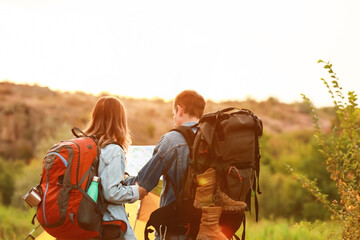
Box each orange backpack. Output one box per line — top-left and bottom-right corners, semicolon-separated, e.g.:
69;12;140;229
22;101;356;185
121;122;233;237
36;128;104;239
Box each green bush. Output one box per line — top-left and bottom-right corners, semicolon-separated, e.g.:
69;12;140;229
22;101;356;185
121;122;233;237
296;60;360;239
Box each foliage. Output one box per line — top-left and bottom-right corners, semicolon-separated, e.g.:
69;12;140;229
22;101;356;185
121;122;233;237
11;160;43;209
34;123;73;160
259;131;337;221
0;204;37;240
0;158;23;205
296;60;360;239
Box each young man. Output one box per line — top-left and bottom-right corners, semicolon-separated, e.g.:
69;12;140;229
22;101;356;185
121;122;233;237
125;90;206;239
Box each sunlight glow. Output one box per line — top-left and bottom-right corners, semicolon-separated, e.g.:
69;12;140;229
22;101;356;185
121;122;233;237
1;0;359;107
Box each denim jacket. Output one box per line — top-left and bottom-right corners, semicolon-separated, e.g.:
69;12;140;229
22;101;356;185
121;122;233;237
98;144;139;240
126;121;197;216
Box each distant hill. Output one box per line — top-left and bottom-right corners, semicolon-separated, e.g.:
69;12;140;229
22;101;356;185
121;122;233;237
0;81;333;161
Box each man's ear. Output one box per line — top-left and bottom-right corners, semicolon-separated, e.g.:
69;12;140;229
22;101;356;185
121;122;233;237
177;105;184;116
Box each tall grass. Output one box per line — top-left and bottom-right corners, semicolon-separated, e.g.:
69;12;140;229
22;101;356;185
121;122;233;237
1;209;342;240
242;219;341;240
0;205;36;240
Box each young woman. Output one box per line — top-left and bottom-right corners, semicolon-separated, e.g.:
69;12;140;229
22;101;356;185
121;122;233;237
84;96;147;240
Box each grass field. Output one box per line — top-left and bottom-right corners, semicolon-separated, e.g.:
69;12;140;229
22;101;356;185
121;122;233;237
0;205;36;240
0;204;342;240
242;218;341;240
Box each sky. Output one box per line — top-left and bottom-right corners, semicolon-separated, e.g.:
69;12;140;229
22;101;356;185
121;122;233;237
0;0;359;107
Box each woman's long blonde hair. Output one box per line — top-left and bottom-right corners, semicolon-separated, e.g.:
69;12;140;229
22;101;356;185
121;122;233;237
84;96;132;152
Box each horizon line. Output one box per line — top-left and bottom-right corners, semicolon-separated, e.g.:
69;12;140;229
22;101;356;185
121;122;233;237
0;79;334;108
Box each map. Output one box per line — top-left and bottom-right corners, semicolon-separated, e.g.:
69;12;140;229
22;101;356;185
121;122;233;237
126;145;155;176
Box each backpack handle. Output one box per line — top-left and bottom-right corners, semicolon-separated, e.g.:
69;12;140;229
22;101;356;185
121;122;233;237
220;107;240;113
221;107;253;115
71;127;89;138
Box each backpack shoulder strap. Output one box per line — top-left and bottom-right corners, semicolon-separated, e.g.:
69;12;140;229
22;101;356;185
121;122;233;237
162;125;197;204
170;124;197;148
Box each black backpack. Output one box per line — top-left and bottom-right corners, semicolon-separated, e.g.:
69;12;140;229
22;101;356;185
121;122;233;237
145;108;263;240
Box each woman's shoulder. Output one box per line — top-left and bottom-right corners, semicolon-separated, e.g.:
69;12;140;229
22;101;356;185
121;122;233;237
101;143;125;156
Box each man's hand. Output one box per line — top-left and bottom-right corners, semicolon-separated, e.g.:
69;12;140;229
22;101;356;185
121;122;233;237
136;182;148;200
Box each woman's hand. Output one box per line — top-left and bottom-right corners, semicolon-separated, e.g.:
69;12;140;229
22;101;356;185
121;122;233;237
136;182;148;200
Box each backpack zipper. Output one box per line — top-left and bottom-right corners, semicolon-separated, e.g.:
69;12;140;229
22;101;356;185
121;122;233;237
43;172;50;225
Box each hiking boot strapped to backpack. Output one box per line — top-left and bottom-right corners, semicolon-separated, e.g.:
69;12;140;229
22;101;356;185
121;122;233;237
145;108;263;240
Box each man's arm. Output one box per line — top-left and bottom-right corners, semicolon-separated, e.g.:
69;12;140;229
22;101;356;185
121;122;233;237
125;135;175;192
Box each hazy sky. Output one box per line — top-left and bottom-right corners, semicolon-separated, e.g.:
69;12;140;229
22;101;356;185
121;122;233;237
1;0;359;107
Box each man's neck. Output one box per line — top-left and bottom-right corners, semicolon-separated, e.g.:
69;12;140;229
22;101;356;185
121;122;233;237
179;116;199;126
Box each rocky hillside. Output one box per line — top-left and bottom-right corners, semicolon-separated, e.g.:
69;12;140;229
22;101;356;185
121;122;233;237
0;81;333;161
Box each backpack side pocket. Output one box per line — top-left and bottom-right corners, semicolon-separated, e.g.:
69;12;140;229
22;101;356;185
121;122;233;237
220;165;254;202
77;190;102;232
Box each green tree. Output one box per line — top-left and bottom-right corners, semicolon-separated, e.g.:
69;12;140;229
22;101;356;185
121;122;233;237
260;131;337;221
293;60;360;240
